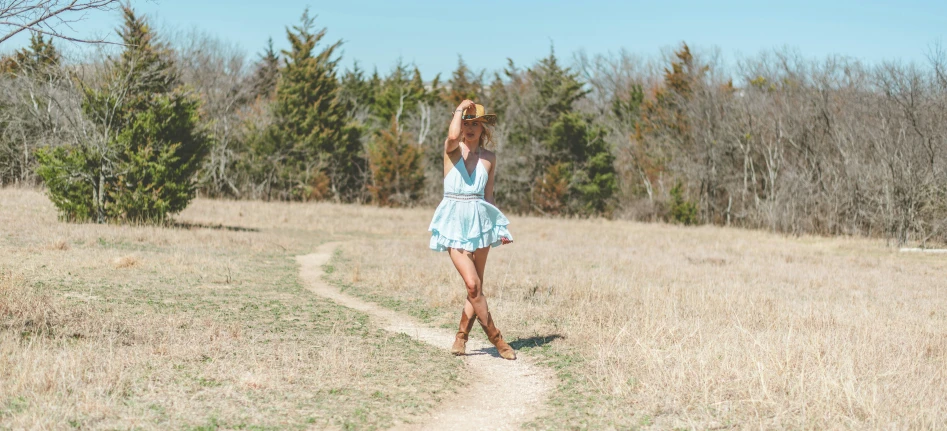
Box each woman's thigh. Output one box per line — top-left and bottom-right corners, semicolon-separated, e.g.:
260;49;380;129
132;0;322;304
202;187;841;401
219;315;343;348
473;246;490;281
448;247;491;288
448;247;478;286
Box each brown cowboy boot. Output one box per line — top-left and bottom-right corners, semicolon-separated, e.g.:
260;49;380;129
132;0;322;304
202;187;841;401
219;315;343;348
478;312;516;360
450;310;476;355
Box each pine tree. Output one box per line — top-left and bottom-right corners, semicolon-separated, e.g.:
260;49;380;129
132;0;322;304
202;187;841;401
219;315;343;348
546;112;617;215
485;70;509;118
425;72;443;105
633;43;710;220
612;83;644;126
372;60;427;125
340;60;374;110
368;68;382;99
257;8;363;201
0;32;60;74
638;43;707;145
499;47;615;216
532;162;570;215
367;116;424;206
113;7;178;99
410;66;438;105
445;56;483;107
529;46;587;121
248;38;280;99
36;6;209;223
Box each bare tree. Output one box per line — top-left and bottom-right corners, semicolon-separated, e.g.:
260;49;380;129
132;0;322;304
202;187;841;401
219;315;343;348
0;0;124;45
169;27;252;198
0;53;76;185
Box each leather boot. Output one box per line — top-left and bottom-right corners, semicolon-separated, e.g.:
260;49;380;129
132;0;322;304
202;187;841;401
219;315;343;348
478;312;516;360
450;310;476;355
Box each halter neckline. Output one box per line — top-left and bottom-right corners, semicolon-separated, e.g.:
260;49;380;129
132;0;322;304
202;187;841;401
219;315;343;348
459;144;482;178
457;154;481;179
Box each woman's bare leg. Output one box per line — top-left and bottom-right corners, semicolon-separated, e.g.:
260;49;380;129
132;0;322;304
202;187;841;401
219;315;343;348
472;246;490;284
449;247;490;322
452;246;515;359
461;246;490;319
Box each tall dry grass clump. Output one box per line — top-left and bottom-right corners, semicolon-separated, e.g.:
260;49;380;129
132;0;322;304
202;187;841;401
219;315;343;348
0;270;60;337
0;269;143;428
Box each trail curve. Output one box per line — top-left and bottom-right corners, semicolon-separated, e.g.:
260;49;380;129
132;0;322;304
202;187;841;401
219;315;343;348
296;242;554;430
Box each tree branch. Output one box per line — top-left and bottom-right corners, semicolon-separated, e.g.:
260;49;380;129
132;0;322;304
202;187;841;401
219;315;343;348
0;0;122;46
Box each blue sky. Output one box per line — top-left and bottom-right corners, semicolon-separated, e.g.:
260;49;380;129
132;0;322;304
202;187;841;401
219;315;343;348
3;0;945;78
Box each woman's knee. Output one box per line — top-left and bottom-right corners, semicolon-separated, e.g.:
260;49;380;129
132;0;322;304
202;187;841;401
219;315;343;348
464;277;481;297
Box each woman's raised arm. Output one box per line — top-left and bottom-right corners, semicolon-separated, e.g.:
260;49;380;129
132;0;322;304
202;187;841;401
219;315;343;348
444;99;475;154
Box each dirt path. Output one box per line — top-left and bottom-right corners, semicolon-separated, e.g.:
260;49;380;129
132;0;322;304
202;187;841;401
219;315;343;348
296;242;554;430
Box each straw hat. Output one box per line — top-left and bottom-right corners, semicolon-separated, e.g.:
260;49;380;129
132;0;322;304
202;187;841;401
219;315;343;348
462;104;497;126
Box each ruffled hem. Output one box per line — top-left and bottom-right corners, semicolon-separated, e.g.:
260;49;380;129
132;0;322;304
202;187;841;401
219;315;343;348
427;198;513;252
429;225;513;252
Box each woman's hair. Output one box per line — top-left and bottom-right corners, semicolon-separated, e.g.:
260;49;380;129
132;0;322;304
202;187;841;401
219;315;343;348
478;123;493;149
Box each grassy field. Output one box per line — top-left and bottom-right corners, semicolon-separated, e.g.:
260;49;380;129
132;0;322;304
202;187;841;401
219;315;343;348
3;188;947;430
317;216;947;429
0;189;464;430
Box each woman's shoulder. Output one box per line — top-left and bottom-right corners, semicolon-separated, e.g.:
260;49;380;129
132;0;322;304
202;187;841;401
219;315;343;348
480;148;497;162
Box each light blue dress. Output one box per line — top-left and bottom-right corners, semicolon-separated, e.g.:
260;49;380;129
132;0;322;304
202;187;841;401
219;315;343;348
428;154;513;252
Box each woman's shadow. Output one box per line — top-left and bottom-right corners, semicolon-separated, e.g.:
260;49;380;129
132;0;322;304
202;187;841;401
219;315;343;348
470;334;564;358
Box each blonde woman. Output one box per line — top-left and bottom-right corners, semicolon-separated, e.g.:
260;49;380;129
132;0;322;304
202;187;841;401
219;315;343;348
428;99;516;360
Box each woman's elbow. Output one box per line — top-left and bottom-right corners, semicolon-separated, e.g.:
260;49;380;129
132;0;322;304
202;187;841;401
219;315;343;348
444;137;460;151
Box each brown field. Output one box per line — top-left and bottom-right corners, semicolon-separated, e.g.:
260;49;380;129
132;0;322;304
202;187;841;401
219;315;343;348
3;188;947;430
0;189;463;430
317;210;947;430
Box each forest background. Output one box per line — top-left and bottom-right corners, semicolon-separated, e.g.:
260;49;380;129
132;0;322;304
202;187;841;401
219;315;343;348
1;3;946;246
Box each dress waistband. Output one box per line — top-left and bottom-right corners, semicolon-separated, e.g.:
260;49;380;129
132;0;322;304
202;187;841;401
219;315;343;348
443;192;484;201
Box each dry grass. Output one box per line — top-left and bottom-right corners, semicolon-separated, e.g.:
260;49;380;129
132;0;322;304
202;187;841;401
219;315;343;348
317;206;947;429
0;189;463;430
111;255;140;268
6;188;947;429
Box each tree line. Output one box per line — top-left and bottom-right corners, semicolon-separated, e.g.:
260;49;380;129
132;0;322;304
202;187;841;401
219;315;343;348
1;7;945;245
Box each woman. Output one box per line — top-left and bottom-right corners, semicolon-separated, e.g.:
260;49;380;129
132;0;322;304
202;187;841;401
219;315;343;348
428;99;516;360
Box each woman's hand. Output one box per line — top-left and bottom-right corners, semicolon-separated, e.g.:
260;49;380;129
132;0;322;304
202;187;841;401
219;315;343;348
457;99;475;113
501;237;513;245
447;100;477;153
